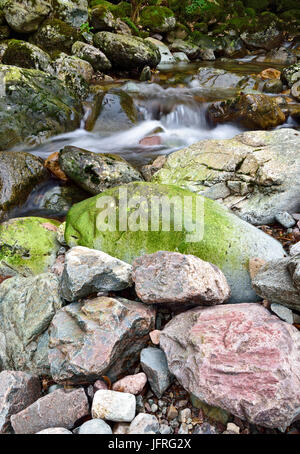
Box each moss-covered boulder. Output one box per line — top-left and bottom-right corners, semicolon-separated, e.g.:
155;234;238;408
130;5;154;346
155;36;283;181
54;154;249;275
93;31;160;70
0;65;83;150
0;152;47;220
282;63;300;88
53;0;88;27
64;182;285;303
241;25;283;51
2;40;53;73
3;0;52;33
0;217;61;277
59;146;143;194
139;6;176;34
90;5;116;31
30;18;81;53
72;41;112;72
208;94;286;130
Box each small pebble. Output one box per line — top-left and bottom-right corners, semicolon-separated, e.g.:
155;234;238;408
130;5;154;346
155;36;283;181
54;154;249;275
167;404;178;420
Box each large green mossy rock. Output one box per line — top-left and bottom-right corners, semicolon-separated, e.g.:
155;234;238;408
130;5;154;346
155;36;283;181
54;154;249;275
0;65;83;149
64;182;285;303
0;217;61;277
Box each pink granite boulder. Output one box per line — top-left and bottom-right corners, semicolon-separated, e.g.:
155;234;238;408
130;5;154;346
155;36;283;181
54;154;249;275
112;373;147;395
132;251;231;306
160;303;300;430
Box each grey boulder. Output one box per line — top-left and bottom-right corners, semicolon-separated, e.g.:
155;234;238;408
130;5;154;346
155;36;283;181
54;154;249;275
140;347;173;398
78;419;112;434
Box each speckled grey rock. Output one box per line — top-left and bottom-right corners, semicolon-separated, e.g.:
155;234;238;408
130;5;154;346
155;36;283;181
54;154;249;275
92;390;136;422
36;427;73;434
60;246;132;301
0;371;41;434
53;0;88;28
78;419;112;434
72;41;111;72
140;347;173;398
3;0;52;33
0;273;63;375
271;303;294;324
128;413;160;434
275;212;296;229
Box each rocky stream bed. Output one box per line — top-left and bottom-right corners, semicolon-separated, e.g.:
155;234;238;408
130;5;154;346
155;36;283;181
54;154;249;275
0;0;300;437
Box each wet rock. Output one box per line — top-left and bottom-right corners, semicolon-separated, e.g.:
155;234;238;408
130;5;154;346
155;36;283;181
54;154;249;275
94;91;139;133
53;53;94;83
2;40;53;73
140;347;172;398
252;257;300;311
160;303;300;430
169;39;199;60
282;63;300;88
140;6;176;34
37;427;73;434
145;38;175;65
153;129;300;226
193;67;258;91
89;5;116;32
78;419;112;434
270;303;294;324
257;47;297;65
60;246;132;301
0;65;82;149
132;251;230;306
140;66;152;82
112;373;147;395
59;146;142;194
0;152;47;219
44;152;68;182
208;94;285;130
259;68;281;80
11;388;89;434
64;182;285;303
221;36;246;58
3;0;52;33
31;18;81;53
49;296;155;384
0;273;63;375
141;155;167;181
128;413;160;434
53;0;88;28
93;32;160;71
241;26;283;51
263;79;283;94
291;81;300;101
92;390;136;422
173;52;189;62
0;371;41;433
275;212;296;228
72;41;111;72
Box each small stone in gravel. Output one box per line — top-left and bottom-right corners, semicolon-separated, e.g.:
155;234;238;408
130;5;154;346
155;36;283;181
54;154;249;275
271;303;294;324
78;419;112;434
178;423;189;434
275;212;296;229
226;422;240;434
132;251;230;306
151;403;158;413
36;428;73;434
11;388;89;434
136;396;145;413
290;241;300;256
150;330;161;345
113;422;130;434
93;379;108;393
112;373;147;395
128;413;160;434
193;423;217;434
0;371;41;433
167;404;178;420
61;246;133;301
160;424;173;434
92;390;136;422
140;347;173;398
178;408;192;423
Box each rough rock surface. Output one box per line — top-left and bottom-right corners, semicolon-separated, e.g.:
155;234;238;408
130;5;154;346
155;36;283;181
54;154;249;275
208;94;285;130
112;373;147;395
0;152;47;219
241;26;283;51
30;18;81;53
72;41;112;72
92;390;136;422
153;129;300;225
140;347;173;398
0;273;63;375
49;297;155;383
132;251;230;306
60;246;132;301
59;146;143;194
128;413;160;434
3;0;52;33
53;0;88;28
2;40;53;73
93;32;160;70
0;65;82;149
11;388;89;434
0;371;41;433
0;217;60;277
160;303;300;430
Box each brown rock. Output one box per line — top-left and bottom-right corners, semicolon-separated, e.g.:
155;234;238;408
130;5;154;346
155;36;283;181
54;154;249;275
258;68;281;80
249;258;266;280
208;94;286;130
11;388;89;434
141;155;167;181
44;152;68;182
112;373;147;395
0;371;41;433
139;136;162;147
160;303;300;430
132;251;231;306
150;330;161;345
49;297;155;384
167;404;178;420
